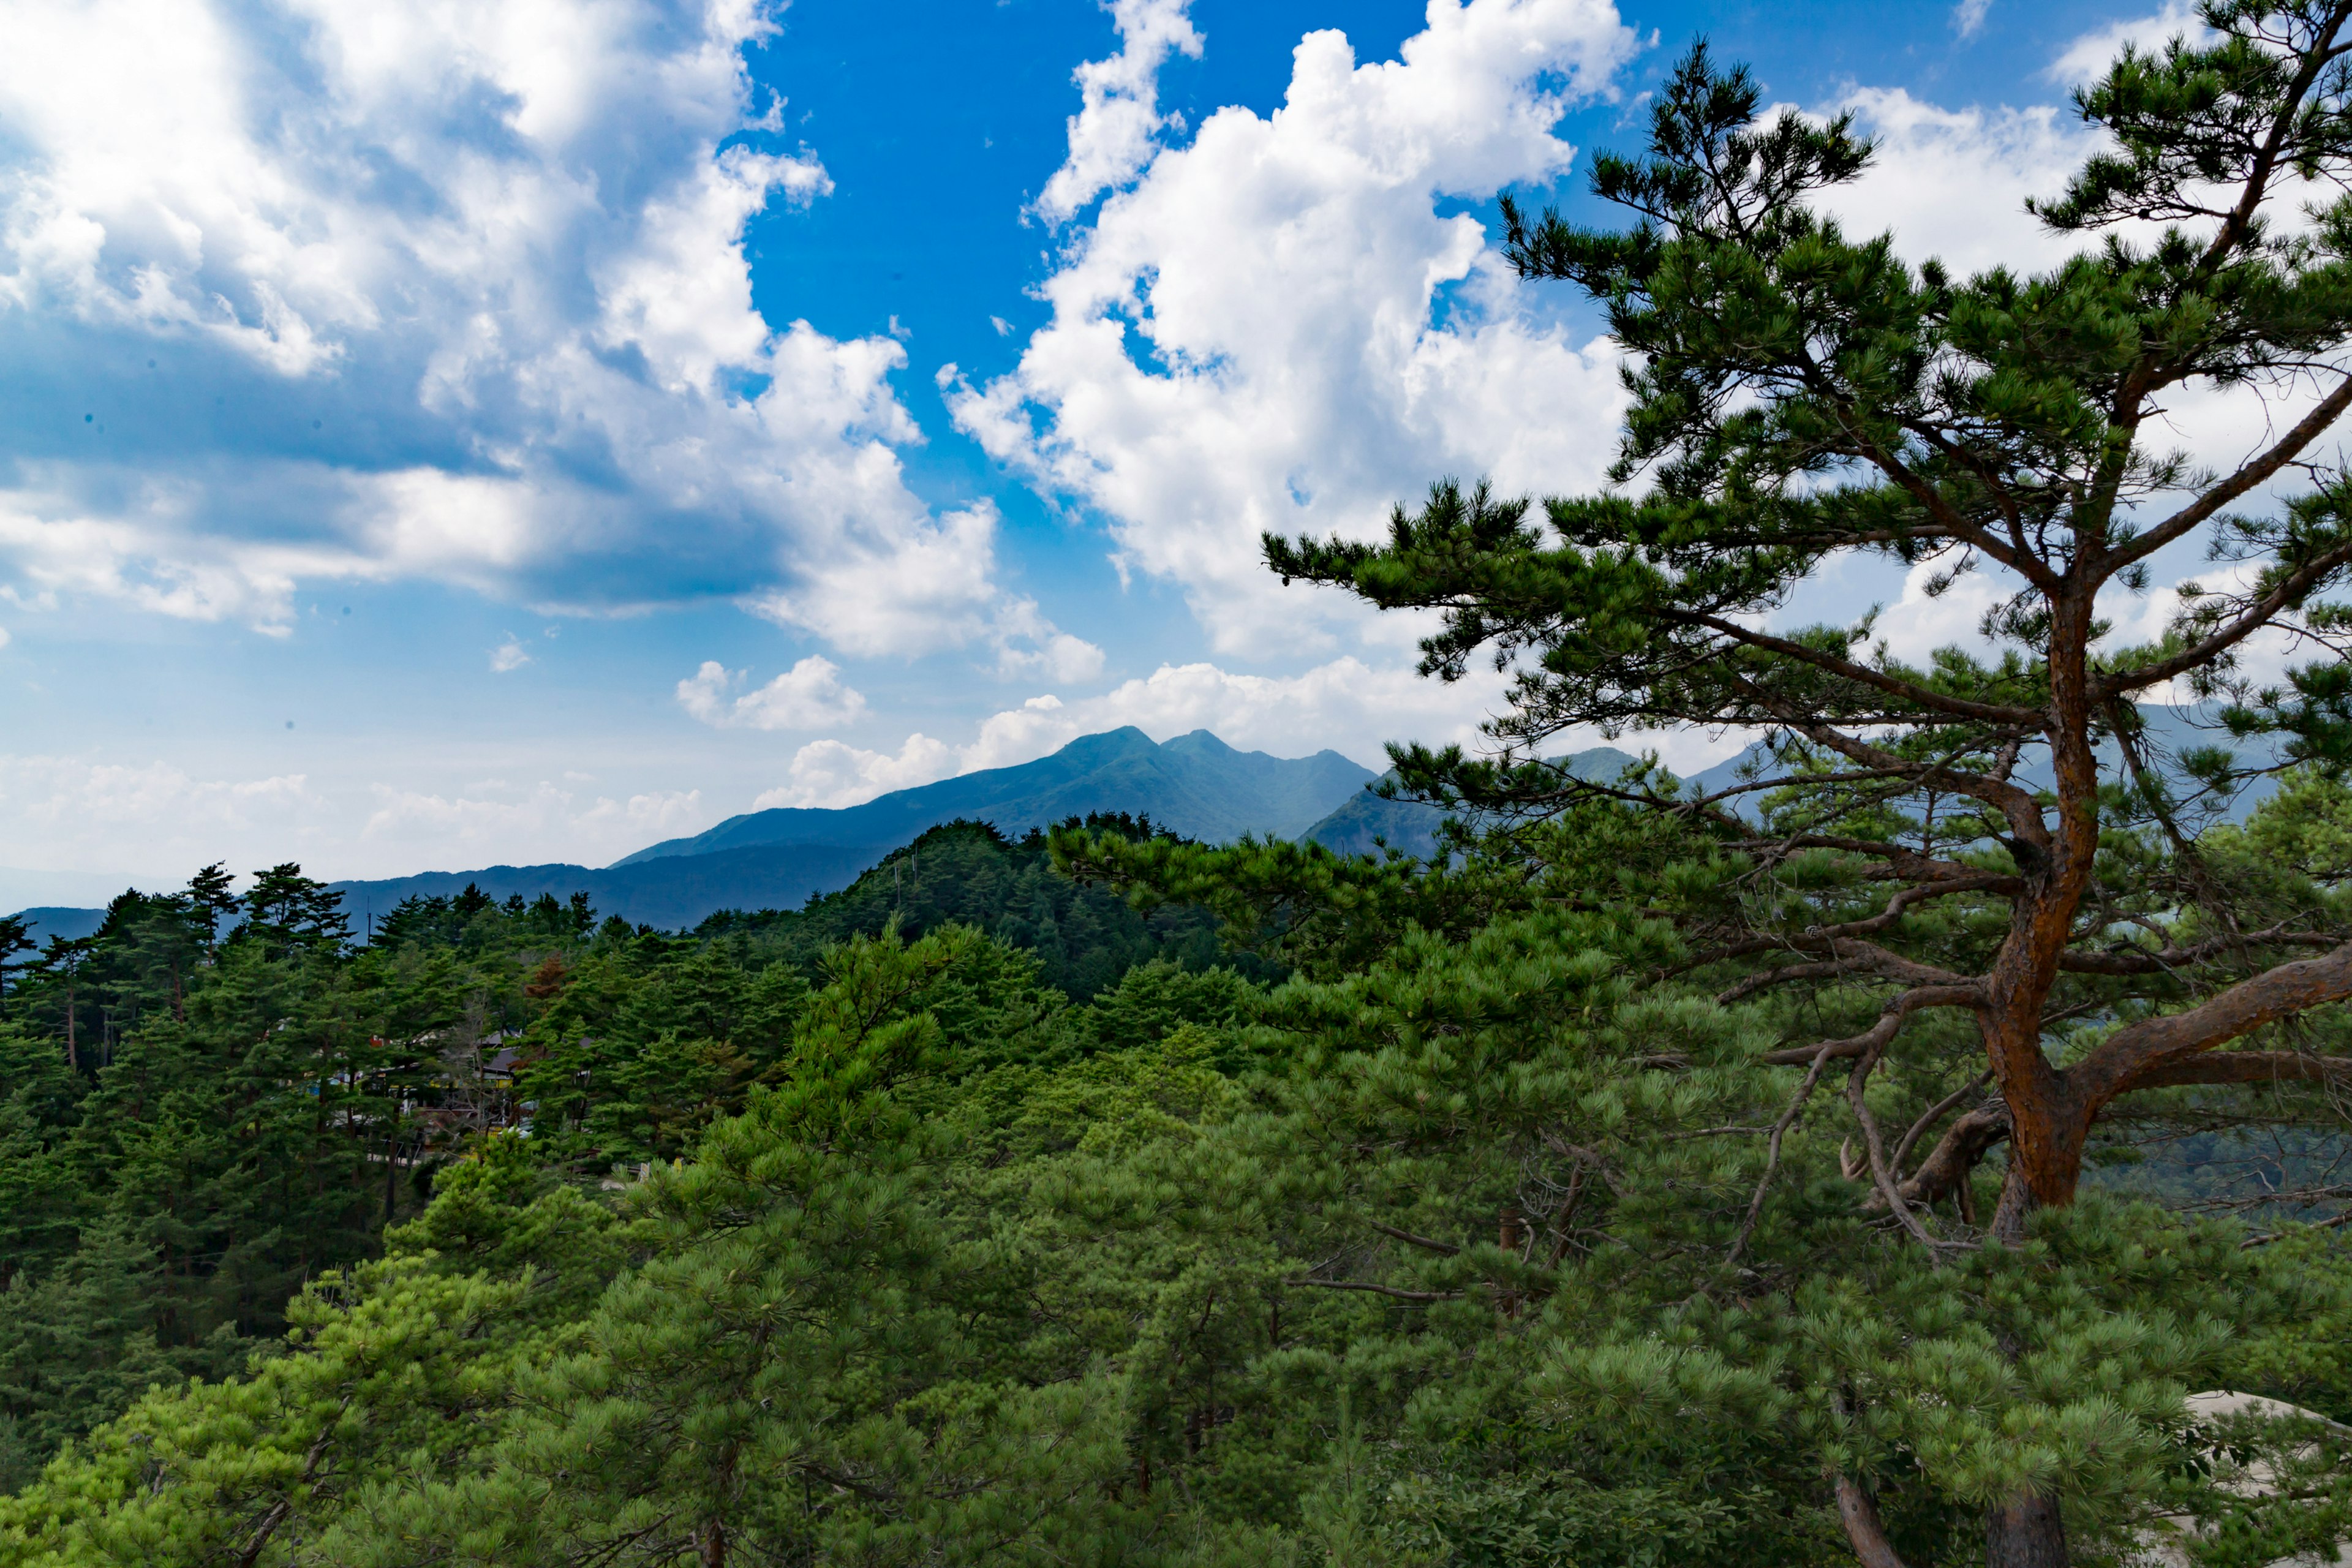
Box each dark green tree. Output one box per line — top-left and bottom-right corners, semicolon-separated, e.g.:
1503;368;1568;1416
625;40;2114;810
0;918;32;1020
184;864;236;957
24;938;92;1072
235;864;350;956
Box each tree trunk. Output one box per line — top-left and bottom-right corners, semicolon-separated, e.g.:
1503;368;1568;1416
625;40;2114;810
1836;1475;1910;1568
1985;1491;2068;1568
1980;1168;2076;1564
384;1117;399;1226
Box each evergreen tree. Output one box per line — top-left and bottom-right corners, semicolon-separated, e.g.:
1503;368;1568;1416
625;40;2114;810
1169;10;2352;1561
0;921;32;1021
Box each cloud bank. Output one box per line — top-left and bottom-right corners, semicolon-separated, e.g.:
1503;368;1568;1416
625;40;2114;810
0;0;1077;666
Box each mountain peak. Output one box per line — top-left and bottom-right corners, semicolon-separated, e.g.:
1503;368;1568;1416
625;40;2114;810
612;728;1378;868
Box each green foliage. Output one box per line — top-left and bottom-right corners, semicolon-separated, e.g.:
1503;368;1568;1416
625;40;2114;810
699;817;1266;999
2;865;2350;1564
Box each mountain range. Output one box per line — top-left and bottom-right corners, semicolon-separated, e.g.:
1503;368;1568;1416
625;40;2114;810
619;728;1372;864
10;710;2290;943
12;729;1382;940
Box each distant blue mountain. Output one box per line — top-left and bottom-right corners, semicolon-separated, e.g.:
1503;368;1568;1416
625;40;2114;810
618;727;1376;867
9;729;1386;937
1300;747;1645;859
326;843;894;935
9;906;108;943
1681;704;2286;821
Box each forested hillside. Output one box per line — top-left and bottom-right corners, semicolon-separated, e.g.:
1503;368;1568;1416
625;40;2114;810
0;816;1253;1491
6;764;2352;1566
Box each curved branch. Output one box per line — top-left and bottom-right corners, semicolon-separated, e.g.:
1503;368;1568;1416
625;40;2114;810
1688;614;2043;724
1281;1278;1458;1303
2057;925;2344;976
1892;1069;1994;1177
1761;984;1986;1065
2112;372;2352;570
2071;940;2352;1110
1897;1102;2011;1208
2100;540;2352;698
1728;1038;1839;1266
1847;1034;1942;1249
2108;1048;2352;1095
1730;679;2052;848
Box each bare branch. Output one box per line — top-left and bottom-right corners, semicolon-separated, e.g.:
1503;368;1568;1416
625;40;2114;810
1367;1221;1460;1256
1847;1035;1944;1250
2100;540;2352;699
1898;1102;2011;1209
1688;614;2044;725
2057;925;2343;976
1760;985;1986;1065
2113;373;2352;569
2108;1049;2352;1094
1281;1278;1460;1303
2073;940;2352;1110
1728;1039;1838;1267
1893;1070;1994;1178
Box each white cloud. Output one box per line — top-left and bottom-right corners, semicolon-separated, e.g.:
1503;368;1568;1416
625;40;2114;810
491;635;531;672
1033;0;1204;224
2047;2;2207;85
758;733;959;809
360;779;704;866
0;0;1077;667
0;625;10;650
757;652;1745;812
1816;90;2094;279
0;755;323;875
950;0;1639;658
676;655;868;731
1953;0;1993;39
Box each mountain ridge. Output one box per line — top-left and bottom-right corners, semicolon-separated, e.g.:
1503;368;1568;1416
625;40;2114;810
617;725;1374;866
11;729;1385;935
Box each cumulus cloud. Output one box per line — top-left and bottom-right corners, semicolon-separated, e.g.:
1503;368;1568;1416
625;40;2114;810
0;0;1076;666
949;0;1639;658
1818;90;2094;278
2047;1;2207;85
0;754;323;874
491;636;532;673
756;733;960;810
361;780;704;865
1033;0;1204;224
676;656;868;731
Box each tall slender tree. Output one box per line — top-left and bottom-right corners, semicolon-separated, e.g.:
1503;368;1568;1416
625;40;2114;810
0;916;32;1019
1266;9;2352;1564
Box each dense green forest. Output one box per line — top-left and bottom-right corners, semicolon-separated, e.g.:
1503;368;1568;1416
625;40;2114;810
0;816;1250;1488
18;11;2352;1564
4;777;2352;1566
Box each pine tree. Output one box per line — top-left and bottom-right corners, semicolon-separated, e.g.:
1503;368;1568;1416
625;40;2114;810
1247;10;2352;1562
0;919;32;1022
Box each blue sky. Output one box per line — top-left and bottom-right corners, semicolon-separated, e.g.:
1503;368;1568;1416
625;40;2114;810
0;0;2243;894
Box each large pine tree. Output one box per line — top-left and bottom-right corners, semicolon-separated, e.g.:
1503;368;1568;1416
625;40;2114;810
1264;7;2352;1563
